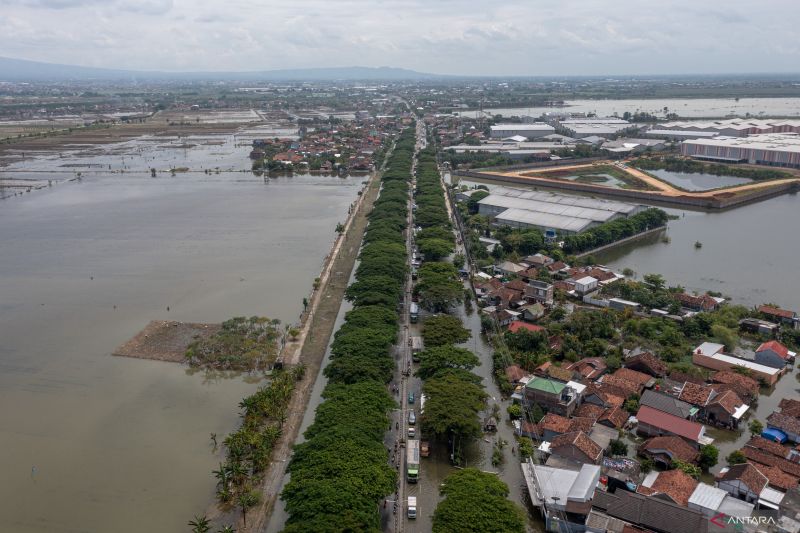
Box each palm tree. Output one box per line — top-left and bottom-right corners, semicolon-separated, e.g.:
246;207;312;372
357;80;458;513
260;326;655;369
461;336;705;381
188;515;212;533
212;463;229;489
217;527;236;533
238;491;260;527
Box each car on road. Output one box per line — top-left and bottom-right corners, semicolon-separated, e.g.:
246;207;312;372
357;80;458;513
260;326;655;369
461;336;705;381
408;411;416;425
408;392;414;405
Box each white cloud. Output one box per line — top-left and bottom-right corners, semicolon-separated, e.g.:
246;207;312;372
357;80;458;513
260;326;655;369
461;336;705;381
0;0;798;75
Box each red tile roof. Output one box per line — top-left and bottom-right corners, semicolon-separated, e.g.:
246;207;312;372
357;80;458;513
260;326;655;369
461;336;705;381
507;321;545;334
745;436;789;460
539;413;573;434
624;352;668;377
566;357;607;381
550;431;602;463
636;469;698;507
710;371;760;396
750;463;798;491
779;399;800;418
743;446;800;477
757;340;791;359
574;403;606;420
759;305;795;319
636;405;705;441
708;389;744;415
641;436;699;463
602;374;643;396
613;367;654;386
599;406;629;429
678;382;715;407
768;412;800;436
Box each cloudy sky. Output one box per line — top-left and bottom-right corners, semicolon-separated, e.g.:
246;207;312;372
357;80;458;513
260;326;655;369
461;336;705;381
0;0;798;75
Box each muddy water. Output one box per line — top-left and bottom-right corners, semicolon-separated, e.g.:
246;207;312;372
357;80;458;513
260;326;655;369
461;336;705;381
0;132;364;532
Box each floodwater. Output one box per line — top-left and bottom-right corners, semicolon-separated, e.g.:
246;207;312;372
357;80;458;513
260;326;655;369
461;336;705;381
0;130;364;532
647;169;753;191
561;173;626;189
455;97;800;119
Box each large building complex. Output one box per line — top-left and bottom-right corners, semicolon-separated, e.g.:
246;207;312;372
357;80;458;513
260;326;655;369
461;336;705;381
657;118;800;138
477;186;643;235
681;133;800;169
555;118;631;139
490;123;556;139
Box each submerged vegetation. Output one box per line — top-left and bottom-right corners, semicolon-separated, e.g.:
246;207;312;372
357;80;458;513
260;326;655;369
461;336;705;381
633;156;793;181
186;316;281;371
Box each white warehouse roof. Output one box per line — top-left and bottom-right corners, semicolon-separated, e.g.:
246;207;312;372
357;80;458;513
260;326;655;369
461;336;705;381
491;123;555;131
478;194;618;223
494;208;594;233
490;186;640;215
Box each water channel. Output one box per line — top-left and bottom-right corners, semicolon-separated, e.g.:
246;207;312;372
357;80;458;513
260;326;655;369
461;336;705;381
0;131;364;532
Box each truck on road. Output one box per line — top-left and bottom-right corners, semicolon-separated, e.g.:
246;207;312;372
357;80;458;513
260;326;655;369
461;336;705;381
407;439;420;483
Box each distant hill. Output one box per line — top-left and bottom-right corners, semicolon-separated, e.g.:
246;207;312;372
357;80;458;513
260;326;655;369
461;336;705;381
0;56;443;82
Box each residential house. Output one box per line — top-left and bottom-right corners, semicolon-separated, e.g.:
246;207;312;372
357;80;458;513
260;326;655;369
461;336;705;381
583;384;626;410
547;260;569;275
566;357;608;382
504;364;527;385
538;413;595;441
678;382;715;409
639;436;700;467
779;398;800;418
546;365;575;384
635;405;707;447
692;341;782;385
518;302;546;322
704;389;748;429
624;352;668;378
549;431;603;465
507;320;545;335
612;368;655;390
717;463;769;504
597;406;628;430
496;261;526;277
574;276;599;295
767;412;800;444
745;436;790;461
526;279;555;305
759;305;799;328
675;292;721;312
637;468;699;507
739;317;780;337
640;390;696;420
742;446;800;479
687;483;755;519
485;286;524;309
755;340;796;369
523;253;554;268
574;403;606;420
709;371;760;403
523;463;601;531
601;373;646;397
525;377;579;417
590;488;709;533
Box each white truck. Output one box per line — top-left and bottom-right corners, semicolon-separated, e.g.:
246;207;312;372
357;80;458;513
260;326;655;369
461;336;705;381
407;496;417;519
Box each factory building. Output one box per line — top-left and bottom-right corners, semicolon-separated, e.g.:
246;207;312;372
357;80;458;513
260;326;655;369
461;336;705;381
658;119;800;138
477;186;643;235
489;123;556;139
681;133;800;169
555;118;632;139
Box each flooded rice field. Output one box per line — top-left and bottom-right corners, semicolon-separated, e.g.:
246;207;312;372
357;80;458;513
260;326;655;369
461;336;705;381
0;127;364;531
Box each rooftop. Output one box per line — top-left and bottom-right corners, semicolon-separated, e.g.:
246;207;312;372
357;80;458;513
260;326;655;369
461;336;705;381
683;132;800;153
636;405;705;441
526;376;566;395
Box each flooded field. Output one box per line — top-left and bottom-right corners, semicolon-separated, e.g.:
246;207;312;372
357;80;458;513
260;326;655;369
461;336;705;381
455;97;800;119
0;127;364;531
647;169;754;191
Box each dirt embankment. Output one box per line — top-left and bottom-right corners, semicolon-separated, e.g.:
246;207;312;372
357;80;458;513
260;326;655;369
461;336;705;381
113;320;220;363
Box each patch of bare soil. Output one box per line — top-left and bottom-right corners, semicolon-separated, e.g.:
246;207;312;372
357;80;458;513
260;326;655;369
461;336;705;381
113;320;220;362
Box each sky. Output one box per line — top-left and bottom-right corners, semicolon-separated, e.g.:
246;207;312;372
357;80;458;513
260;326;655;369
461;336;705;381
0;0;799;76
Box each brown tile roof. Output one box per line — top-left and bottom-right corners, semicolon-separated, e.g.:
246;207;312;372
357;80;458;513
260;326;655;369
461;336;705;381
569;417;597;434
504;364;526;383
602;375;643;396
539;413;573;434
504;279;529;292
613;367;654;386
575;403;606;420
745;436;789;459
566;357;608;381
585;384;626;408
759;305;795;320
599;406;629;429
710;371;760;396
708;389;744;415
719;463;768;494
546;365;574;383
742;446;800;477
624;352;668;377
779;399;800;418
678;382;715;407
667;371;705;385
768;412;800;436
675;292;719;311
750;463;798;491
547;260;568;272
550;431;602;463
641;436;699;464
636;469;698;506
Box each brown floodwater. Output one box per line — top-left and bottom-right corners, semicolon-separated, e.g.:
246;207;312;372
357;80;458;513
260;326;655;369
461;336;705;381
0;131;364;531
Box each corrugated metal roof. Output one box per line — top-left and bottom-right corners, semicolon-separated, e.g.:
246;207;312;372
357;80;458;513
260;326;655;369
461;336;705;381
479;194;618;222
495;208;594;232
688;483;726;511
526;377;566;394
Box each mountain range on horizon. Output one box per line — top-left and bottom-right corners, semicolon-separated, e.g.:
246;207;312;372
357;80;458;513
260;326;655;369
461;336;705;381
0;56;446;82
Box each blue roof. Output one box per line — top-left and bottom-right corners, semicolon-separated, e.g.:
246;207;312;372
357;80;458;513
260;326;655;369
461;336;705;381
762;428;788;443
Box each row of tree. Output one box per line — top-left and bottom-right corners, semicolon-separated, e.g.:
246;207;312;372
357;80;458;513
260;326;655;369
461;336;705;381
279;126;418;531
561;208;669;254
633;156;791;181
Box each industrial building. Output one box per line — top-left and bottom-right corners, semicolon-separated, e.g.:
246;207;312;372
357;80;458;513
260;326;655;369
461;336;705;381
601;138;666;154
477;186;643;235
657;118;800;138
681;133;800;169
555;118;632;139
489;123;556;139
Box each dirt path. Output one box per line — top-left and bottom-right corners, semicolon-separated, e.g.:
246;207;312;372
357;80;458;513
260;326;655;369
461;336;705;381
241;162;384;533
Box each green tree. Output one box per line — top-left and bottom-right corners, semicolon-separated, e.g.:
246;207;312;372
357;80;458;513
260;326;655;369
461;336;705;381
699;444;719;470
466;190;490;214
672;459;701;479
422;315;471;347
609;439;628;456
643;273;666;291
749;419;764;435
416;345;480;380
727;450;747;465
432;469;525;533
418;238;455;261
188;515;212;533
711;324;739;351
422;373;487;439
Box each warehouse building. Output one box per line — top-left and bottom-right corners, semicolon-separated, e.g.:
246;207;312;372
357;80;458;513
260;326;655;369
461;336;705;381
658;119;800;138
681;133;800;169
556;118;632;139
477;186;643;235
489;123;556;139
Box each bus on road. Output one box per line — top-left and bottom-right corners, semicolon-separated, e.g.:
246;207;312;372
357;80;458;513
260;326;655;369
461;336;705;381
407;439;420;483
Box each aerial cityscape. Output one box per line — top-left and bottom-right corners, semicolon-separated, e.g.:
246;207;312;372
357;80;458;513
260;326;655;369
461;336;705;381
1;2;800;533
